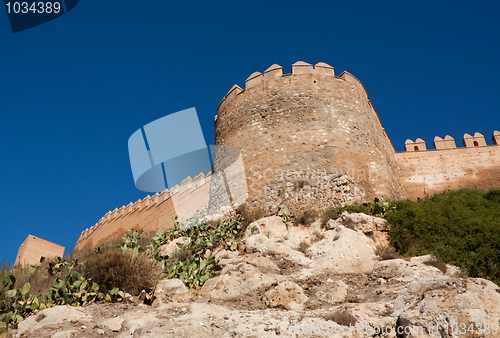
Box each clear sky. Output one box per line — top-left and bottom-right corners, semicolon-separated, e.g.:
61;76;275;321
1;1;499;264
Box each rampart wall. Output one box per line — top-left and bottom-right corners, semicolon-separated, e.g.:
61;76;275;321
72;61;500;252
396;132;500;200
74;172;211;252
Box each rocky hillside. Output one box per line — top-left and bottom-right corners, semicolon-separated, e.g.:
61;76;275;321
9;213;500;338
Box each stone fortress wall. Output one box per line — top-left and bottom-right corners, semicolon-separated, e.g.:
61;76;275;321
74;172;211;252
396;131;500;200
73;61;500;252
215;61;408;213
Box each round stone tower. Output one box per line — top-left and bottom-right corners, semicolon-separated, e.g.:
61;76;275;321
214;61;407;214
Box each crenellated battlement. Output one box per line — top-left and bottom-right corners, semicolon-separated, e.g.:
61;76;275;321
216;61;374;116
402;131;499;152
396;130;500;200
75;172;212;248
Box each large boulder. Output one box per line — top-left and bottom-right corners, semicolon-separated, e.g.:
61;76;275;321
153;278;191;305
160;237;190;257
244;216;287;239
372;255;462;283
99;317;124;332
244;234;312;266
17;305;88;336
201;260;284;300
305;224;377;275
328;212;390;247
394;276;500;337
335;212;388;232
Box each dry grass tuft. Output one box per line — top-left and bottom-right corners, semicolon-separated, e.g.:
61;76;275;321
324;310;358;326
78;248;161;296
375;245;399;261
424;256;447;274
236;204;264;225
296;210;318;227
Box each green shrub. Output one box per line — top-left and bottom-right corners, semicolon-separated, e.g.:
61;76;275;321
0;256;128;329
148;217;244;288
386;188;500;285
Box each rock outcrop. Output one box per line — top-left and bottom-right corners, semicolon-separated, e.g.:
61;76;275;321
11;214;500;338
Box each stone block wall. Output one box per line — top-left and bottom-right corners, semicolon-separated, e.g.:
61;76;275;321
396;131;500;200
214;61;408;214
74;172;211;252
15;235;65;266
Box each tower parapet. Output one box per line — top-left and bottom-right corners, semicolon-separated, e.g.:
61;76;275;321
463;132;487;147
404;138;427;151
434;135;456;150
402;131;499;152
493;131;500;145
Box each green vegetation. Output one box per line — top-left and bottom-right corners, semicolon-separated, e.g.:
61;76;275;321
386;189;500;285
147;217;244;288
322;188;500;286
0;257;127;329
321;197;395;226
1;215;245;330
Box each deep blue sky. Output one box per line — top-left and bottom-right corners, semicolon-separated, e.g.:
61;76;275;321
1;1;499;264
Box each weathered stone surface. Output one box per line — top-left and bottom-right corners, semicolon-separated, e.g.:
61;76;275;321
17;305;87;336
276;218;323;251
337;212;388;232
372;255;458;284
372;259;408;279
326;212;390;246
393;276;500;337
100;317;124;332
264;281;308;310
244;234;312;266
244;216;287;239
325;218;339;230
119;309;161;336
328;280;349;303
305;224;377;275
51;330;77;338
12;214;500;338
153;278;191;305
201;261;283;300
